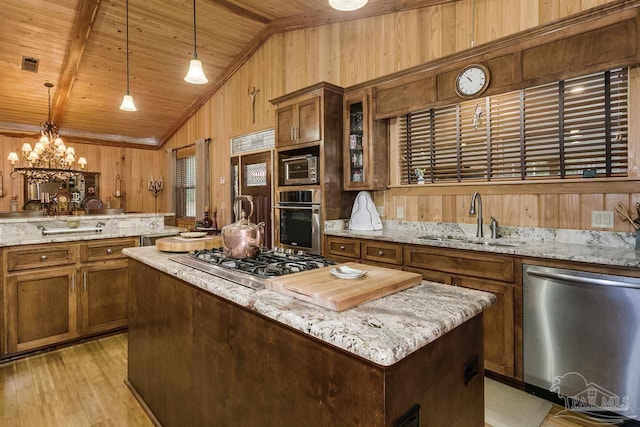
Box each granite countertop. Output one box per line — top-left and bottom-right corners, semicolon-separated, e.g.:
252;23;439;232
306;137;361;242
0;212;174;224
0;226;182;247
325;227;640;269
123;246;495;366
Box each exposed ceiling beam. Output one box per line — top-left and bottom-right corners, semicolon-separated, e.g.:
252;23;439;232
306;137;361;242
208;0;271;24
51;0;102;125
160;0;460;145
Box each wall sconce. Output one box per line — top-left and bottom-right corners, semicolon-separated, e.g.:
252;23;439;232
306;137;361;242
115;162;122;197
77;157;87;169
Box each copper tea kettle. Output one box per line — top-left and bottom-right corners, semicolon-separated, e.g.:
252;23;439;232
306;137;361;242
221;195;265;259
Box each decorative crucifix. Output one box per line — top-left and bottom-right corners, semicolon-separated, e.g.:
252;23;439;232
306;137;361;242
248;86;260;124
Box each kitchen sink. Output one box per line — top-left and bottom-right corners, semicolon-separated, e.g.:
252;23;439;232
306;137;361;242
418;235;520;247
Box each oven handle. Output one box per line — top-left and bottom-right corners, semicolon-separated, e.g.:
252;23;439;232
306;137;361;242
274;205;319;211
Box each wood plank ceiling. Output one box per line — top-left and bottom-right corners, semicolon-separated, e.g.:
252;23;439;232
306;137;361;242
0;0;456;147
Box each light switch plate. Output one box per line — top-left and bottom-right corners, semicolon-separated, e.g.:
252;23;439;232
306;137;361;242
396;206;404;219
219;176;226;184
591;211;614;228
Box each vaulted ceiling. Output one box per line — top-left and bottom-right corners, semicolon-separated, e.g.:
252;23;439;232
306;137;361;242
0;0;456;147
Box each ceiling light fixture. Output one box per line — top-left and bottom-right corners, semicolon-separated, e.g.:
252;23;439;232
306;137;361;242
7;83;86;184
119;0;137;111
184;0;208;84
328;0;368;11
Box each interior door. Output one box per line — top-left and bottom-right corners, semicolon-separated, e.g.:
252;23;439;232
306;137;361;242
239;152;273;248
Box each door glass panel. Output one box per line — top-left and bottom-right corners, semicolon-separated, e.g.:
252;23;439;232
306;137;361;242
348;101;365;184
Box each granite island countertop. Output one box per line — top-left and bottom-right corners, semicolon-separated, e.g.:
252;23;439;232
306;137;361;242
325;223;640;269
123;246;495;367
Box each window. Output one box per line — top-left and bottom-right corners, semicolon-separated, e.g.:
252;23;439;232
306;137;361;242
399;68;628;184
175;153;196;218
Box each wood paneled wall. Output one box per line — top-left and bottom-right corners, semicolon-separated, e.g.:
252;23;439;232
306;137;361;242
163;0;628;230
0;136;163;213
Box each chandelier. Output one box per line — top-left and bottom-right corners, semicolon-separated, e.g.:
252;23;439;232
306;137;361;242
8;83;87;184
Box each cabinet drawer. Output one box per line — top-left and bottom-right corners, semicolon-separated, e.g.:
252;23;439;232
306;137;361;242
361;241;402;265
404;266;452;285
326;237;360;259
404;246;515;283
6;244;77;272
79;238;138;262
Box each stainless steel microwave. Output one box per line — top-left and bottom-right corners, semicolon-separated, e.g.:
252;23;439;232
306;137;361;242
282;155;319;185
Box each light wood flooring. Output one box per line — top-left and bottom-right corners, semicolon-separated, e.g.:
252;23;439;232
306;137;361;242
0;333;586;427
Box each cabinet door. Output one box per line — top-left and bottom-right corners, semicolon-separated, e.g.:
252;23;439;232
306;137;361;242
5;268;78;353
296;96;321;144
79;261;129;335
344;94;369;190
454;276;515;378
275;104;296;148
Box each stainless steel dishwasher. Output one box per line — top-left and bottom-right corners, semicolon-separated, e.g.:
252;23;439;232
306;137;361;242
523;265;640;420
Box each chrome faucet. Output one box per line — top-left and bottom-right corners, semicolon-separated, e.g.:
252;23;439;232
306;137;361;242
468;192;483;238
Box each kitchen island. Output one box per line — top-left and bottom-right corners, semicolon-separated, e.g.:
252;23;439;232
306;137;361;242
124;246;495;427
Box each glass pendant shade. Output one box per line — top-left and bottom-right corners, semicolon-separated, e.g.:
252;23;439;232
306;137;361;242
119;94;137;112
328;0;368;11
184;59;208;84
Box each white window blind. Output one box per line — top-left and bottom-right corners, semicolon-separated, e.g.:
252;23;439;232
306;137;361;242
399;68;628;184
175;155;196;218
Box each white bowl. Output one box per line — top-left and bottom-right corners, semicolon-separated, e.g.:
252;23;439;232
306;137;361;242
330;267;366;280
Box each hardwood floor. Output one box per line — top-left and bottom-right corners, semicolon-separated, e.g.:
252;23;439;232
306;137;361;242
0;332;586;427
0;334;151;427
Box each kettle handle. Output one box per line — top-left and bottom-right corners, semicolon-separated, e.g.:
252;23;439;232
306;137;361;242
234;195;254;220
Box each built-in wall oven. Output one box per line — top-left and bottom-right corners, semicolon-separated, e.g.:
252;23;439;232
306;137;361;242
274;190;321;255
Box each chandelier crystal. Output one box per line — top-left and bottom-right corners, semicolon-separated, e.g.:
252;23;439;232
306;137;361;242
7;83;86;184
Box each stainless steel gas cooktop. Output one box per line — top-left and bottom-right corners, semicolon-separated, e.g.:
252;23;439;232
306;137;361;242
170;248;335;290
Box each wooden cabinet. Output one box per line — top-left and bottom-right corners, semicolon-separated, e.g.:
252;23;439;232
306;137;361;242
2;237;137;357
324;235;517;379
343;89;389;191
5;267;79;353
274;95;321;148
405;244;516;378
79;260;129;335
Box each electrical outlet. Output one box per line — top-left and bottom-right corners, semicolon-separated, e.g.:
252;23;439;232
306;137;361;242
591;211;614;228
396;206;404;219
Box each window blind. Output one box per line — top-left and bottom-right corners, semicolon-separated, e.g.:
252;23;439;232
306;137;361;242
175;155;196;218
399;68;628;184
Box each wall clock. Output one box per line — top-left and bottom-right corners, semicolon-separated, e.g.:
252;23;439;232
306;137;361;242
455;64;491;98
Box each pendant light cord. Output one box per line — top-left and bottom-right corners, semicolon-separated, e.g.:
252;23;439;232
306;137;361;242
47;85;52;122
471;0;477;48
125;0;131;95
192;0;198;59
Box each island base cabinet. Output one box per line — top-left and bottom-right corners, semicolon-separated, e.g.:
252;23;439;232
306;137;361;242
5;268;79;353
127;260;485;427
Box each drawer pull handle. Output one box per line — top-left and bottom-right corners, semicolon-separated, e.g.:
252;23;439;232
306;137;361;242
40;255;48;261
83;272;87;291
377;250;384;256
107;248;113;254
340;245;345;250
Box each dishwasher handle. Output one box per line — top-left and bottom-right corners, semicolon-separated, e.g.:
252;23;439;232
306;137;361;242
526;268;640;290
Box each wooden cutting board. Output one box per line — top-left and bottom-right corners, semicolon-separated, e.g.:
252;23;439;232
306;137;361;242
265;262;422;311
155;235;223;252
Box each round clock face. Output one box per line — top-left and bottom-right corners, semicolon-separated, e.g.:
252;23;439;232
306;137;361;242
456;65;490;97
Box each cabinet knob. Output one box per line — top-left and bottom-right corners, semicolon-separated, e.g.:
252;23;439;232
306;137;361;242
40;255;48;261
339;245;345;250
377;250;384;256
106;248;113;254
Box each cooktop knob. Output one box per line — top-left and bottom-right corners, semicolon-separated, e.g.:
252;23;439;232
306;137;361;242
285;249;293;254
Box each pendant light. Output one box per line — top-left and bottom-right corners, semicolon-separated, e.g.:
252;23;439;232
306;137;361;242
119;0;137;111
328;0;368;11
184;0;208;84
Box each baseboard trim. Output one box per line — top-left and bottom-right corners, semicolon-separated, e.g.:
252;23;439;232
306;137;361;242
124;379;162;427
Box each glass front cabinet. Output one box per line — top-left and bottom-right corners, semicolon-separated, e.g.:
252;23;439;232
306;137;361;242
343;89;389;191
